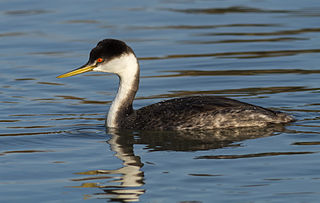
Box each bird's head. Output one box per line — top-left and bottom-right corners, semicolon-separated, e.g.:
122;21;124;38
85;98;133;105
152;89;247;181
57;39;137;78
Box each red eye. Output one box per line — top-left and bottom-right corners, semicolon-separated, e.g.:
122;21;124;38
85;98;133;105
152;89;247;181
97;58;103;63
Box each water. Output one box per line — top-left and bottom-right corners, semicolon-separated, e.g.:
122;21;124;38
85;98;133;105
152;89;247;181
1;0;320;202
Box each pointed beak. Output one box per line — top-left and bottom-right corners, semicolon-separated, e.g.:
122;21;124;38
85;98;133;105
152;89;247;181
56;63;95;78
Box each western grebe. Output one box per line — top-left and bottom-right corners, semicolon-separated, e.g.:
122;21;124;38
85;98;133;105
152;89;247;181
57;39;294;130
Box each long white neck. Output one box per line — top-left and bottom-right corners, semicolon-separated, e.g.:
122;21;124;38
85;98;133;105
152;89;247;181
103;54;140;128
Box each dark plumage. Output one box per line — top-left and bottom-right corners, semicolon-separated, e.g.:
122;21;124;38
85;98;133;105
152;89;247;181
124;96;294;130
88;39;134;64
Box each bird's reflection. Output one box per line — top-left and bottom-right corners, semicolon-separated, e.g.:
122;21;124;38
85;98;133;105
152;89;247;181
128;124;286;152
101;128;145;202
74;124;288;202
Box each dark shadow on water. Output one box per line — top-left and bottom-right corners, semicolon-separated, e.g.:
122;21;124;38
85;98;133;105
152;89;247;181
166;6;292;15
111;124;288;152
73;124;290;202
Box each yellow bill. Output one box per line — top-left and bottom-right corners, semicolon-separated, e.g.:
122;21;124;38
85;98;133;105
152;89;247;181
56;65;95;78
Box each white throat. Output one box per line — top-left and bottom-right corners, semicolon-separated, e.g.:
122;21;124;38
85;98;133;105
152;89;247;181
94;53;139;128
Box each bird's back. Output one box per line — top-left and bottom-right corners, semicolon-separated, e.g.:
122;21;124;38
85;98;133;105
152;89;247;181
123;96;294;130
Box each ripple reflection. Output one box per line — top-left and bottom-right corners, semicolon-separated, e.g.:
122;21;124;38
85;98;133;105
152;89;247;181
71;124;290;201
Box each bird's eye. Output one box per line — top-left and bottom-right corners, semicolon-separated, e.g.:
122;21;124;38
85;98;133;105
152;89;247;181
97;58;103;63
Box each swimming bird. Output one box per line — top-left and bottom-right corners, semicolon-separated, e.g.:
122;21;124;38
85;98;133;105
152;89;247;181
57;39;294;130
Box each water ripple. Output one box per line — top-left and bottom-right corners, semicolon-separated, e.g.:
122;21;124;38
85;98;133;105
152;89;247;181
4;9;52;16
167;6;293;14
140;48;320;60
149;69;320;78
195;151;316;159
200;27;320;36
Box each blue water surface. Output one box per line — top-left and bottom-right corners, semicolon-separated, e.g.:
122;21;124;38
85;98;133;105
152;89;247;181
0;0;320;202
